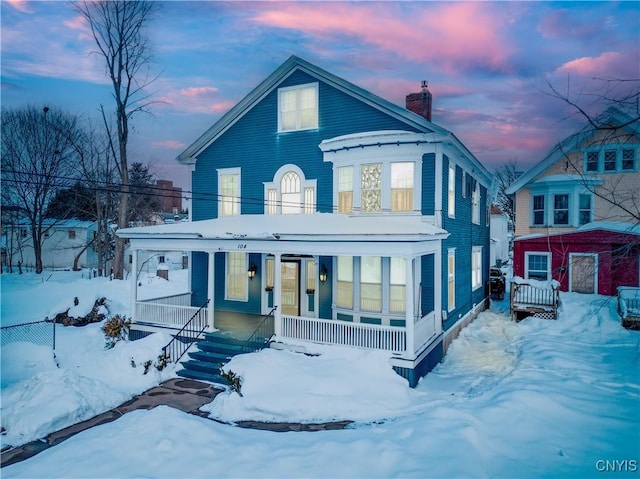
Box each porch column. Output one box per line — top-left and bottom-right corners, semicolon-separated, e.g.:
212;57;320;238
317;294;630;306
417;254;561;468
273;253;282;336
405;256;415;359
434;248;443;335
207;251;215;330
130;248;138;322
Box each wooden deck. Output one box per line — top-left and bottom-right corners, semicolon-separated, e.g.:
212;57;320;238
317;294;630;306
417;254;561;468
510;281;560;322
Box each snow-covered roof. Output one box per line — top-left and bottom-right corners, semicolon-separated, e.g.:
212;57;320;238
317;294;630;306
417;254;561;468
117;213;448;242
515;221;640;241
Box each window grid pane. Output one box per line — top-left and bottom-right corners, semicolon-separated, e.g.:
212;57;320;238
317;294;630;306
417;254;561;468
448;166;455;217
267;189;277;215
220;174;239;216
553;194;569;225
586;151;599;172
361;163;382;213
304;187;315;214
306;261;316;292
622;149;635;170
604;150;616;171
527;254;548;280
391;163;414;212
533;195;545;225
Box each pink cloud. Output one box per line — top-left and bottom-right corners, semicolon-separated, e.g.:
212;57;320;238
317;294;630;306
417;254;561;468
179;86;219;97
6;0;32;13
251;2;514;75
152;140;185;150
556;51;637;77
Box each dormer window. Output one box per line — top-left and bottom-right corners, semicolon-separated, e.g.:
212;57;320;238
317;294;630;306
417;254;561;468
278;83;318;132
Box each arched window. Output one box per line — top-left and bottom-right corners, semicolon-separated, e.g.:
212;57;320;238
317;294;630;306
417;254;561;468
264;165;316;215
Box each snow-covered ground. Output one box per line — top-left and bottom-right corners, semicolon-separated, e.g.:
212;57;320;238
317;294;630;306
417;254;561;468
1;270;639;478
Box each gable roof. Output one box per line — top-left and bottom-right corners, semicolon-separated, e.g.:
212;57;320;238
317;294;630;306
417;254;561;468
176;55;490;180
506;107;639;195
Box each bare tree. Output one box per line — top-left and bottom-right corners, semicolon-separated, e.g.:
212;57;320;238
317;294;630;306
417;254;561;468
494;160;521;227
547;77;640;225
1;106;83;273
73;0;158;279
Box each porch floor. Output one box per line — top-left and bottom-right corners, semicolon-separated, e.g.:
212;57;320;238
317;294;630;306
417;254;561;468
212;311;266;341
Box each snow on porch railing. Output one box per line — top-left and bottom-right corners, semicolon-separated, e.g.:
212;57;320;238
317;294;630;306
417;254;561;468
135;302;208;328
138;292;192;307
281;315;406;354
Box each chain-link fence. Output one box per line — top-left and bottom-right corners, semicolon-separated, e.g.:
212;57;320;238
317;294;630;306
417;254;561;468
0;320;56;350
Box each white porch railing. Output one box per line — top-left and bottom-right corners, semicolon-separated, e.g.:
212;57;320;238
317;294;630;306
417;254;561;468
135;301;208;329
281;315;407;354
138;292;192;306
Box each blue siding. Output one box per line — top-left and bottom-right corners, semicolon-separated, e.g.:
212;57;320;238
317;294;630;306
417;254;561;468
421;254;435;314
441;157;490;331
191;70;420;312
318;256;333;319
421;153;436;215
214;252;262;314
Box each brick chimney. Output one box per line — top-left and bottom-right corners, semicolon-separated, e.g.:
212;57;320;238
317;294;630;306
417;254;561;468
406;81;432;122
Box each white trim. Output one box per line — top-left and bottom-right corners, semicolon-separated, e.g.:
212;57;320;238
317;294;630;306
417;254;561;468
471;246;482;291
264;164;317;215
569;252;598;294
524;251;552;281
447;248;456;312
225;251;249;301
448;165;455;218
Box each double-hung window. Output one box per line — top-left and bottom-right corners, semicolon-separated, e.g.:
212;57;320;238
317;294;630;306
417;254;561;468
278;83;318;132
391;162;414;212
360;256;382;312
579;194;592;225
532;195;545;226
337;166;354;213
361;163;382;213
448;166;455;217
337;256;354;308
586;151;599;172
218;168;240;216
622;148;636;171
447;249;456;312
525;252;551;281
553;194;569;225
604;149;617;171
471;180;480;224
226;252;248;301
471;247;482;290
389;258;406;313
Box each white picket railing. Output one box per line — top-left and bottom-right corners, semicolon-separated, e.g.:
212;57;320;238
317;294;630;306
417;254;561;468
281;315;406;353
138;292;192;306
135;302;208;329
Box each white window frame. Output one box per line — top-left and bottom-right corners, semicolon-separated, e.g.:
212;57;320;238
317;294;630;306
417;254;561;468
336;256;354;309
361;163;383;213
471;179;480;225
390;162;414;212
552;193;569;226
524;252;552;281
278;82;319;132
217;167;241;217
225;252;248;301
264;164;316;215
448;165;455;218
471;246;482;290
447;248;456;312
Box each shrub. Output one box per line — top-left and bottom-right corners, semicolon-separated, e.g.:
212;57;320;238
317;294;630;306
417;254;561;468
220;366;242;396
101;315;131;349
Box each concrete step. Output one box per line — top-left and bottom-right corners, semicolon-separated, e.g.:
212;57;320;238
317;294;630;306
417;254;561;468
188;349;231;365
177;367;225;385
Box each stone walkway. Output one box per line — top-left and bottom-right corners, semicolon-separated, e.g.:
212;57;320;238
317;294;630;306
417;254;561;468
1;378;351;468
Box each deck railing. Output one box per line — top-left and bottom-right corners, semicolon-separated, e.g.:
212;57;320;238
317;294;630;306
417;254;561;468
138;292;191;306
618;286;640;330
135;301;208;328
281;315;406;354
510;281;560;321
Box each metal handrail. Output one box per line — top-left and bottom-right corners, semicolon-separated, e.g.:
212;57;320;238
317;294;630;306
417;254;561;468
161;299;210;364
241;306;277;353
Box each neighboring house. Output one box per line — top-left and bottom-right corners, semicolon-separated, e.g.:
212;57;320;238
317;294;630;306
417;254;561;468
8;219;98;271
489;205;510;267
154;179;183;214
118;56;492;386
506;107;640;294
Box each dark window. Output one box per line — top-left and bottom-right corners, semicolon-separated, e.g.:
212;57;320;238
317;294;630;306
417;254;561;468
579;194;591;225
532;195;545;225
68;230;76;240
553;194;569;225
604;150;617;171
586;151;599;172
622;149;636;170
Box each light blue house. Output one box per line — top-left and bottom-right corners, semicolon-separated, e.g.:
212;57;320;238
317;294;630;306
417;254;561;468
119;56;492;386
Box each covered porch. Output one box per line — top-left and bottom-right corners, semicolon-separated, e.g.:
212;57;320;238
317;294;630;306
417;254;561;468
118;213;448;366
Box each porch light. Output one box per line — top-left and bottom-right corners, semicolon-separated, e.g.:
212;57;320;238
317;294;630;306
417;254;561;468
319;265;328;283
248;262;257;280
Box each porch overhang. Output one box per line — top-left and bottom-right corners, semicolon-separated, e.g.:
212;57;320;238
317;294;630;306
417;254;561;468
117;213;449;255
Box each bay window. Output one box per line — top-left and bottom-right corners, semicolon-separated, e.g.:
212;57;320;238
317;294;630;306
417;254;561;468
360;256;382;312
361;163;382;213
553;194;569;225
337;256;354;308
391;162;414;212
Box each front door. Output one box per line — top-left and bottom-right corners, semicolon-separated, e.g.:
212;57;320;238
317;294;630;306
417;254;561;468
281;261;300;316
570;254;597;294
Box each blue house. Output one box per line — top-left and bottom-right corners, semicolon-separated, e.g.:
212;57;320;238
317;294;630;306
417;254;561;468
119;56;492;386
